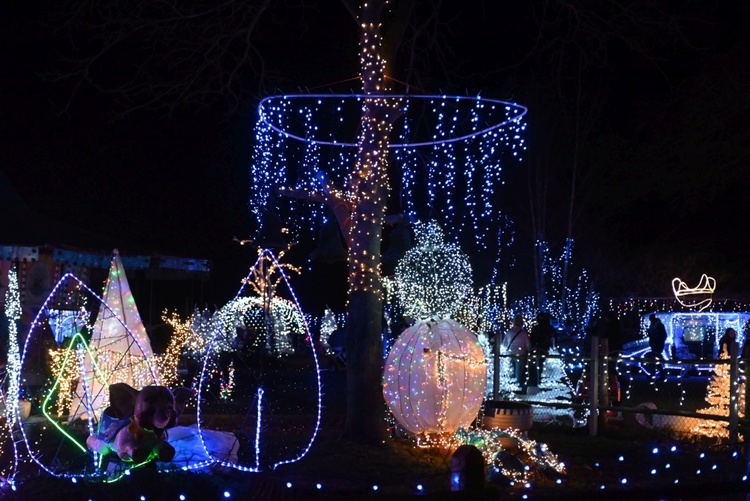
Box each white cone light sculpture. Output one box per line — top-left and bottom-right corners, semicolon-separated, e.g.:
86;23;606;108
383;222;487;435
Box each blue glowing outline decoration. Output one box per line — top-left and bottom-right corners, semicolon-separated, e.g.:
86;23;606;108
269;248;322;470
259;94;528;148
619;311;750;383
196;249;322;471
17;272;160;480
255;388;263;470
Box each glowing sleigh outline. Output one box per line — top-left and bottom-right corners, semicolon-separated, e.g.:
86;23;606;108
672;274;716;312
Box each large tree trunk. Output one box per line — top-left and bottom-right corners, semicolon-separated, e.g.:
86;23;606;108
341;0;391;444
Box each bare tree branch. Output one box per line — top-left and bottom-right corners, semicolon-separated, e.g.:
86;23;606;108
47;0;283;118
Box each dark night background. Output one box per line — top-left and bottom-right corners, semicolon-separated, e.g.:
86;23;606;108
1;1;749;325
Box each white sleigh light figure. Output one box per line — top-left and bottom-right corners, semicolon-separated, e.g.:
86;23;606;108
672;274;716;312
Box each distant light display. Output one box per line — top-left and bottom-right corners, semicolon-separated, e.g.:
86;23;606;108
156;310;192;388
527;239;599;342
214;296;304;356
319;307;340;355
626;312;750;363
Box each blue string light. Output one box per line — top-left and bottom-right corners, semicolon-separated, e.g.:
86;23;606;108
251;93;526;250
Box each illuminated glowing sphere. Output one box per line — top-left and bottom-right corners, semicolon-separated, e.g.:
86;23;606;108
383;318;487;435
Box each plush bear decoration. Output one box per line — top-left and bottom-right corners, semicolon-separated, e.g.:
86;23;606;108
86;383;194;463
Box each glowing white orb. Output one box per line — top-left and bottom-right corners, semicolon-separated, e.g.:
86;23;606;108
383;318;487;435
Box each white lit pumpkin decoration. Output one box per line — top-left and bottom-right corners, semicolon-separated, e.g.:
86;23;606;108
383;221;487;435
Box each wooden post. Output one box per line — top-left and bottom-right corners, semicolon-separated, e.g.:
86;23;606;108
493;331;500;399
599;337;610;430
729;340;739;444
589;335;599;437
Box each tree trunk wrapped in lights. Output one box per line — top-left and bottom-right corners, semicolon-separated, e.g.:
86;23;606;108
263;1;527;444
341;0;396;443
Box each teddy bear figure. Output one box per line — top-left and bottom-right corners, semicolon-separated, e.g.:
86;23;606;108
86;383;194;464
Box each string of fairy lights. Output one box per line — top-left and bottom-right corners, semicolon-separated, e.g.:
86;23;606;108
393;221;473;321
1;266;22;488
195;248;323;472
250;92;527;251
4;267;21;427
2;262;750;495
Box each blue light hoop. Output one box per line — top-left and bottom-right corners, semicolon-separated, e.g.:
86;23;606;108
251;92;528;252
258;93;528;148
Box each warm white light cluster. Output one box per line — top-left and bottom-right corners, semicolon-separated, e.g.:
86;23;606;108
452;427;566;483
155;310;192;388
216;296;304;356
47;346;81;417
186;307;224;358
383;319;487;435
692;354;743;439
394;221;472;320
243;247;301;300
672;274;716;311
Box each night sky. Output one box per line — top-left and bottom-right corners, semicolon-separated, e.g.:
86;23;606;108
2;1;750;317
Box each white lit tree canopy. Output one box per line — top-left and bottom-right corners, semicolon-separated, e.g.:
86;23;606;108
393;221;473;320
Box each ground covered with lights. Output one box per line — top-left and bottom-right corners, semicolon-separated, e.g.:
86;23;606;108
4;360;750;501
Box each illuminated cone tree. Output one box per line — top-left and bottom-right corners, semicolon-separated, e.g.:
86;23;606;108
693;354;743;439
70;250;159;421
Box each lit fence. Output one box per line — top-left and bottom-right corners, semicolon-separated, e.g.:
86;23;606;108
488;336;747;444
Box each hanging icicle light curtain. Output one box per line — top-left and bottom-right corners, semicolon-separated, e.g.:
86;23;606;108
250;94;527;247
